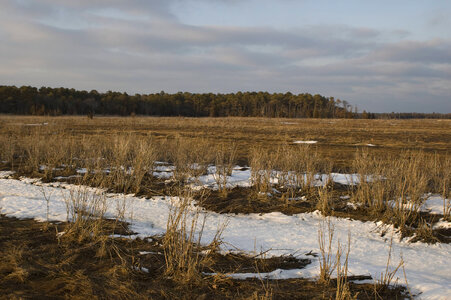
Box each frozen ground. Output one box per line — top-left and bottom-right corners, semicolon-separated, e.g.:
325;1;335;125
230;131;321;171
422;195;450;215
293;140;318;144
39;162;370;189
153;164;366;189
0;171;450;299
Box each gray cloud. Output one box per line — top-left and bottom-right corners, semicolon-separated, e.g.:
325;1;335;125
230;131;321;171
0;0;450;112
368;40;451;64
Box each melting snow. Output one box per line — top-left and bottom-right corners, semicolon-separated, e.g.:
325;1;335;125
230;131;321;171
0;172;450;299
293;140;318;144
23;122;49;126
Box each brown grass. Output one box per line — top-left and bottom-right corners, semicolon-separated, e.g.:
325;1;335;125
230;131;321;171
0;215;409;299
214;143;238;198
163;187;225;284
1;116;448;243
1;116;433;298
1;116;449;169
317;219;338;284
373;237;408;298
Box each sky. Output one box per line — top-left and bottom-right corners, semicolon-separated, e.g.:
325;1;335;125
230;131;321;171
1;0;450;113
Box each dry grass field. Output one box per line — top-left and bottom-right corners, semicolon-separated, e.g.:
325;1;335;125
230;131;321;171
1;116;449;168
1;115;449;234
0;215;409;300
1;115;449;299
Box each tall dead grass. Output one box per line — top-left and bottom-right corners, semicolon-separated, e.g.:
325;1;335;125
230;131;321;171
317;219;338;284
350;149;448;235
249;147;277;199
163;187;226;284
249;144;324;202
160;136;215;185
214;143;237;197
373;237;407;297
100;135;157;194
317;219;356;299
335;234;353;300
0;118;449;237
62;187;108;246
430;155;450;220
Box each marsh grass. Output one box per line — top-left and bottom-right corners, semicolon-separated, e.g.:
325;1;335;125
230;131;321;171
431;155;451;220
163;187;226;284
317;219;357;300
166;136;214;184
1;244;28;284
0;116;449;243
214;143;237;198
317;219;338;284
0;116;427;298
373;237;407;297
62;187;108;247
249;147;277;199
1;213;409;299
348;149;449;238
275;144;300;205
335;234;354;300
317;185;332;215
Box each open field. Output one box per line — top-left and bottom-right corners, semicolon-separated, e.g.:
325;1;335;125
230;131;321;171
0;116;450;299
1;116;450;168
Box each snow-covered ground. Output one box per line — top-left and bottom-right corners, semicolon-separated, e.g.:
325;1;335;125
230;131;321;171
153;164;365;189
37;162;370;189
422;195;450;215
0;171;450;299
293;140;318;144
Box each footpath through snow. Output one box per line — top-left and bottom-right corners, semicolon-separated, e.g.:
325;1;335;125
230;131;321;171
0;172;450;299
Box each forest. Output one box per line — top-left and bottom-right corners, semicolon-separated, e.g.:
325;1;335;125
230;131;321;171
1;85;449;119
0;85;360;118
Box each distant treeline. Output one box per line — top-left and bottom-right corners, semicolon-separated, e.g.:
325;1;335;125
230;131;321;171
0;85;448;119
0;85;357;118
373;112;451;119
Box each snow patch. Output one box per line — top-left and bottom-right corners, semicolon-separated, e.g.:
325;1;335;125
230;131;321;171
422;195;449;215
24;122;48;126
0;171;14;178
293;140;318;144
0;177;450;299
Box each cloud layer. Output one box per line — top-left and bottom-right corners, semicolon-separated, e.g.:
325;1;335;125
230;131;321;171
1;0;450;112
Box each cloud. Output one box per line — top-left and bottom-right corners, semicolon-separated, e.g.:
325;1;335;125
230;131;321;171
0;0;450;112
369;40;451;64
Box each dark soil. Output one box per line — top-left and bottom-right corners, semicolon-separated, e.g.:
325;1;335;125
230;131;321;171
3;162;449;245
197;185;450;244
0;215;410;299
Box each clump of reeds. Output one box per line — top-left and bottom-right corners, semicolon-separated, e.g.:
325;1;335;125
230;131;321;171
0;133;18;170
275;144;300;205
335;233;354;300
295;145;321;194
350;149;390;214
317;219;356;299
373;237;407;296
214;143;237;198
389;151;430;233
249;146;281;200
163;187;225;284
62;186;108;247
102;135;156;194
316;185;332;215
350;149;442;237
430;154;450;220
129;138;157;194
165;136;214;184
317;219;338;284
1;245;29;283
